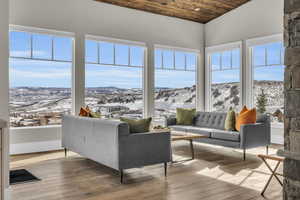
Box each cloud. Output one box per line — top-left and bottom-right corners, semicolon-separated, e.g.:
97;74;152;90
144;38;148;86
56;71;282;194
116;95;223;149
10;68;70;79
86;66;142;79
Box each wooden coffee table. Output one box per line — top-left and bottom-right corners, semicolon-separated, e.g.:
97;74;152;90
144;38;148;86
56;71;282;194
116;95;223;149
171;131;208;163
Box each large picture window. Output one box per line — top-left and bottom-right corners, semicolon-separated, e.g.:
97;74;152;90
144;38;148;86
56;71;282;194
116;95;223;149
154;47;197;124
9;28;73;127
85;37;145;119
250;41;284;124
207;47;241;112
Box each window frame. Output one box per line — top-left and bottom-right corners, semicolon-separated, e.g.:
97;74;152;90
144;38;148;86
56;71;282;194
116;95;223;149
84;34;147;118
245;34;284;128
9;25;75;129
205;41;243;112
154;45;198;72
9;25;75;63
153;44;200;120
85;35;146;68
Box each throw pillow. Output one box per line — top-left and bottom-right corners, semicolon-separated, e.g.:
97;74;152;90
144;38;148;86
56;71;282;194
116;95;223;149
224;108;236;131
79;106;91;117
89;111;101;118
235;106;257;131
120;117;152;134
176;108;196;125
240;105;248;115
79;106;101;118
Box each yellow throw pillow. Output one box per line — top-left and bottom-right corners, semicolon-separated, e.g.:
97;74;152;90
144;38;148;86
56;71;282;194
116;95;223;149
235;106;257;131
120;117;152;134
89;112;101;118
176;108;196;125
224;108;236;131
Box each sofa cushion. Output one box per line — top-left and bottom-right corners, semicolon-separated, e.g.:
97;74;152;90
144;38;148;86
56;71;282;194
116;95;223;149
185;127;212;137
169;125;212;137
211;130;240;142
169;125;188;132
194;112;227;130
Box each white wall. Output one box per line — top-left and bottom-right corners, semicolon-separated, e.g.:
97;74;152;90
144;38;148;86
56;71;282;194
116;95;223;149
10;126;61;155
10;0;204;54
9;0;205;153
205;0;284;144
205;0;283;47
0;0;10;198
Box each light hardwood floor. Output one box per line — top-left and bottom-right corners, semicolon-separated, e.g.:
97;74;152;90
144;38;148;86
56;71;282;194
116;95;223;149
10;142;283;200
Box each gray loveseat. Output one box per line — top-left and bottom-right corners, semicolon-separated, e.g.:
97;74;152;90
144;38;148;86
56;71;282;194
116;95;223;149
166;112;271;160
62;115;171;183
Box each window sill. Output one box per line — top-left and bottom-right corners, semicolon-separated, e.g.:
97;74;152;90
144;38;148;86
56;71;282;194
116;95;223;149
10;125;61;130
271;123;283;129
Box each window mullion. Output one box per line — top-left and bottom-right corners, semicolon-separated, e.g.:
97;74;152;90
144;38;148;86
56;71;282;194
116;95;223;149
280;46;283;65
51;36;54;61
30;34;33;59
113;44;116;65
220;52;222;70
161;50;164;69
184;53;187;71
128;46;131;66
173;51;176;70
97;42;100;64
265;47;268;66
230;50;233;69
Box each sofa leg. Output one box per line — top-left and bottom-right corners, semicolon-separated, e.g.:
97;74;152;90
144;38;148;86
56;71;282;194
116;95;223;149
64;148;67;157
243;149;246;161
164;162;167;177
120;170;124;184
266;145;269;155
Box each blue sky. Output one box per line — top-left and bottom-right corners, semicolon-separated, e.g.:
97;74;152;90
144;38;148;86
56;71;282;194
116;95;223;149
9;32;284;89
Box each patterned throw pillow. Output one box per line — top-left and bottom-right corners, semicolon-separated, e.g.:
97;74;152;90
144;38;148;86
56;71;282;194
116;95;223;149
235;106;257;131
176;108;196;125
224;108;236;131
79;106;91;117
120;117;152;134
79;106;101;118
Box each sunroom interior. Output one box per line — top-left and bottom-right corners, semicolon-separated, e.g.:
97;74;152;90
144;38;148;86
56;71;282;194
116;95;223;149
0;0;292;199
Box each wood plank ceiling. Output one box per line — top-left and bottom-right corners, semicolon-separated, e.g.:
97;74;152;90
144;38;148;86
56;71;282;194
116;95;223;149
94;0;251;23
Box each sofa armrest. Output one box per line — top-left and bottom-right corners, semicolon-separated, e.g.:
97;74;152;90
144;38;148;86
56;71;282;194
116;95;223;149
240;123;271;149
119;132;171;169
165;117;177;127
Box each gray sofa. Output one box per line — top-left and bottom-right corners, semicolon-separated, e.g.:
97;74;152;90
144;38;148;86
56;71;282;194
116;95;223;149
62;115;171;183
166;111;271;160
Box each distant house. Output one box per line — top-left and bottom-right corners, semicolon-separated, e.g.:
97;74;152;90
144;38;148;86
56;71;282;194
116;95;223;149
99;105;129;114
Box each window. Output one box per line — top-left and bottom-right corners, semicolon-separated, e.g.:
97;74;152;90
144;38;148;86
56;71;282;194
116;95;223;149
250;41;284;124
154;47;197;124
85;37;145;119
9;28;73;127
207;46;241;112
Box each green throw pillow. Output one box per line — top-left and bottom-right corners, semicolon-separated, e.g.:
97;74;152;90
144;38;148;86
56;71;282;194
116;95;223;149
225;108;236;131
90;112;101;118
120;117;152;134
176;108;196;125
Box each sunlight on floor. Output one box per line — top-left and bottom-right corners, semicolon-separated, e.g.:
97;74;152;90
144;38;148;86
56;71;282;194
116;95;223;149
195;157;283;192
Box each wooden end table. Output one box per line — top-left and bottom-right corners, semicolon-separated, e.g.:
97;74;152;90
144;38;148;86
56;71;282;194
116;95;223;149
257;154;284;196
171;131;208;163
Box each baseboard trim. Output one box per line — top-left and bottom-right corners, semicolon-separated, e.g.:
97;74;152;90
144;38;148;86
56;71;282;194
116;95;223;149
10;140;62;155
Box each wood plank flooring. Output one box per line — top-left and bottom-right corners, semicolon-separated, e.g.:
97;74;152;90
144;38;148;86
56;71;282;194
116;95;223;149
10;142;283;200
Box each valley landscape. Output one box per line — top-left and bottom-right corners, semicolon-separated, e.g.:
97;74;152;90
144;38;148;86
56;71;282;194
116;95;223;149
9;80;284;127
